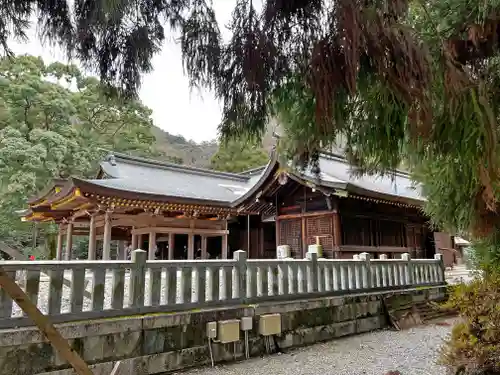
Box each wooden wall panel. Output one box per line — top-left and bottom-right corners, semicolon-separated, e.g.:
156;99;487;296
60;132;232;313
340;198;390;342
278;218;302;258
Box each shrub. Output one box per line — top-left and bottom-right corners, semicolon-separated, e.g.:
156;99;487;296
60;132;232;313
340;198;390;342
440;274;500;374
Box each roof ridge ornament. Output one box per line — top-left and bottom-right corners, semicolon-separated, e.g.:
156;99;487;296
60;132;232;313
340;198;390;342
106;153;117;166
277;172;288;186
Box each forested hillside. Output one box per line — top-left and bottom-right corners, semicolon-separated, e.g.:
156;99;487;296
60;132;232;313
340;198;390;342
151;126;218;167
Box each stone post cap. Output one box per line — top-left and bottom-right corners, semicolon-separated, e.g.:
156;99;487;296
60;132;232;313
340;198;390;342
401;253;411;261
131;249;147;263
233;250;247;261
359;252;371;261
306;251;318;261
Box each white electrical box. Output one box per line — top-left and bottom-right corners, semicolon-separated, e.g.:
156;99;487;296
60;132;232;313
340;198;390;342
259;314;282;336
240;316;253;331
206;321;217;339
217;319;240;343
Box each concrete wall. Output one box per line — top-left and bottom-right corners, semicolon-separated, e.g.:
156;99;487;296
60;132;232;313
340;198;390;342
0;287;446;375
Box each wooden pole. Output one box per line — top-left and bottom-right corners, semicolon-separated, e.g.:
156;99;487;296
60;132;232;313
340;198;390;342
0;265;94;375
168;232;175;260
88;214;97;260
102;210;112;260
222;219;229;259
201;235;207;259
131;233;138;250
64;222;73;261
187;234;194;259
148;231;156;260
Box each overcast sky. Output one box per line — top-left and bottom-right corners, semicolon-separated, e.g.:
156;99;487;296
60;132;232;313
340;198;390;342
9;2;242;143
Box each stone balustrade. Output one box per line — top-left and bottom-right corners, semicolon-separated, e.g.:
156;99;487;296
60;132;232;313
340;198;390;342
0;251;445;329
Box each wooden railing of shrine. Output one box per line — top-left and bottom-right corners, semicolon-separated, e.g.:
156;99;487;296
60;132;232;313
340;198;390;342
0;251;445;329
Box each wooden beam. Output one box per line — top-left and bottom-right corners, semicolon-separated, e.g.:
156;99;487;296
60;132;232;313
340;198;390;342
0;266;94;375
132;227;229;236
97;213;226;228
277;210;334;220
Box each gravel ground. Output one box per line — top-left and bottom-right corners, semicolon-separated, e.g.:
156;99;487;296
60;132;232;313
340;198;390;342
177;319;455;375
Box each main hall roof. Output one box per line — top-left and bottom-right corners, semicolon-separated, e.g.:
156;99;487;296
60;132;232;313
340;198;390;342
23;151;424;222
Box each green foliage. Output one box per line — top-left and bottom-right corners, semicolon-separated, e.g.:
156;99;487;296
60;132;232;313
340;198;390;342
0;54;158;253
186;0;500;256
151;126;219;167
210;139;269;173
440;275;500;374
0;0;219;99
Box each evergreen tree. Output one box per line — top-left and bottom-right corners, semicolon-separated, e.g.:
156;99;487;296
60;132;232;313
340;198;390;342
0;55;159;252
211;139;268;173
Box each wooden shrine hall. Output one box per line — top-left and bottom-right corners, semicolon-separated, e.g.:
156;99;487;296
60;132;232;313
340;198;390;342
22;151;436;261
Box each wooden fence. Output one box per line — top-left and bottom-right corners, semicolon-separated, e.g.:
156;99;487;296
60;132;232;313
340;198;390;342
0;250;445;329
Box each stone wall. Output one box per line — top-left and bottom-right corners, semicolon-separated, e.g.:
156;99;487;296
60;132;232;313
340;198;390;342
0;287;446;375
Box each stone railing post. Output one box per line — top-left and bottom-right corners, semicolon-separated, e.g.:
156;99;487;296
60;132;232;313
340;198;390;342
359;252;372;289
306;251;318;292
128;249;147;308
233;250;247;301
434;253;445;283
401;253;413;286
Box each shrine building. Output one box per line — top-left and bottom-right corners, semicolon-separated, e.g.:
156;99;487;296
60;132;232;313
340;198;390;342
22;151;436;261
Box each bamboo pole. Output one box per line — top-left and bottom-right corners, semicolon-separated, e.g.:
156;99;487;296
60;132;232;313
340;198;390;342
0;265;94;375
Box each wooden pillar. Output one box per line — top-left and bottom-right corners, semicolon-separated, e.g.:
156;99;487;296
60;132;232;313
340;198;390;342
247;215;251;252
222;234;228;259
131;232;138;250
64;222;73;261
259;226;264;258
87;214;96;260
222;219;229;259
56;225;64;260
187;234;194;260
102;210;112;260
168;233;175;260
332;204;342;259
148;231;156;260
117;240;126;260
201;235;207;259
301;216;307;258
275;218;280;248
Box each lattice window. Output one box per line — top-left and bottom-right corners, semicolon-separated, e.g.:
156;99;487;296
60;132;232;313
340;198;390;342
306;216;334;258
279;219;302;258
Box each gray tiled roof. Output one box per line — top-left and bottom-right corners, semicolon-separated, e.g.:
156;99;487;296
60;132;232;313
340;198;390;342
78;151;423;205
94;153;264;204
302;154;423;202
